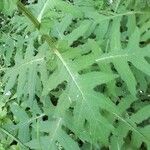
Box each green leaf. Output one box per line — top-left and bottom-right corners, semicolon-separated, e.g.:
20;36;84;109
1;0;150;149
0;0;4;11
64;20;92;46
131;105;150;124
1;0;18;15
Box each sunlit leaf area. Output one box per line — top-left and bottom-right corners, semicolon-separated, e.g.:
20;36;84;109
0;0;150;150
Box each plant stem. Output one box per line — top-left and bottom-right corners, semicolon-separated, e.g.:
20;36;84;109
17;1;56;47
17;1;40;29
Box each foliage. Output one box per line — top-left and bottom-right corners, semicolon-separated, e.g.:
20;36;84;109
0;0;150;150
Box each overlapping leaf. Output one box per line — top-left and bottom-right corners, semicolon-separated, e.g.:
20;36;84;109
0;0;150;150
